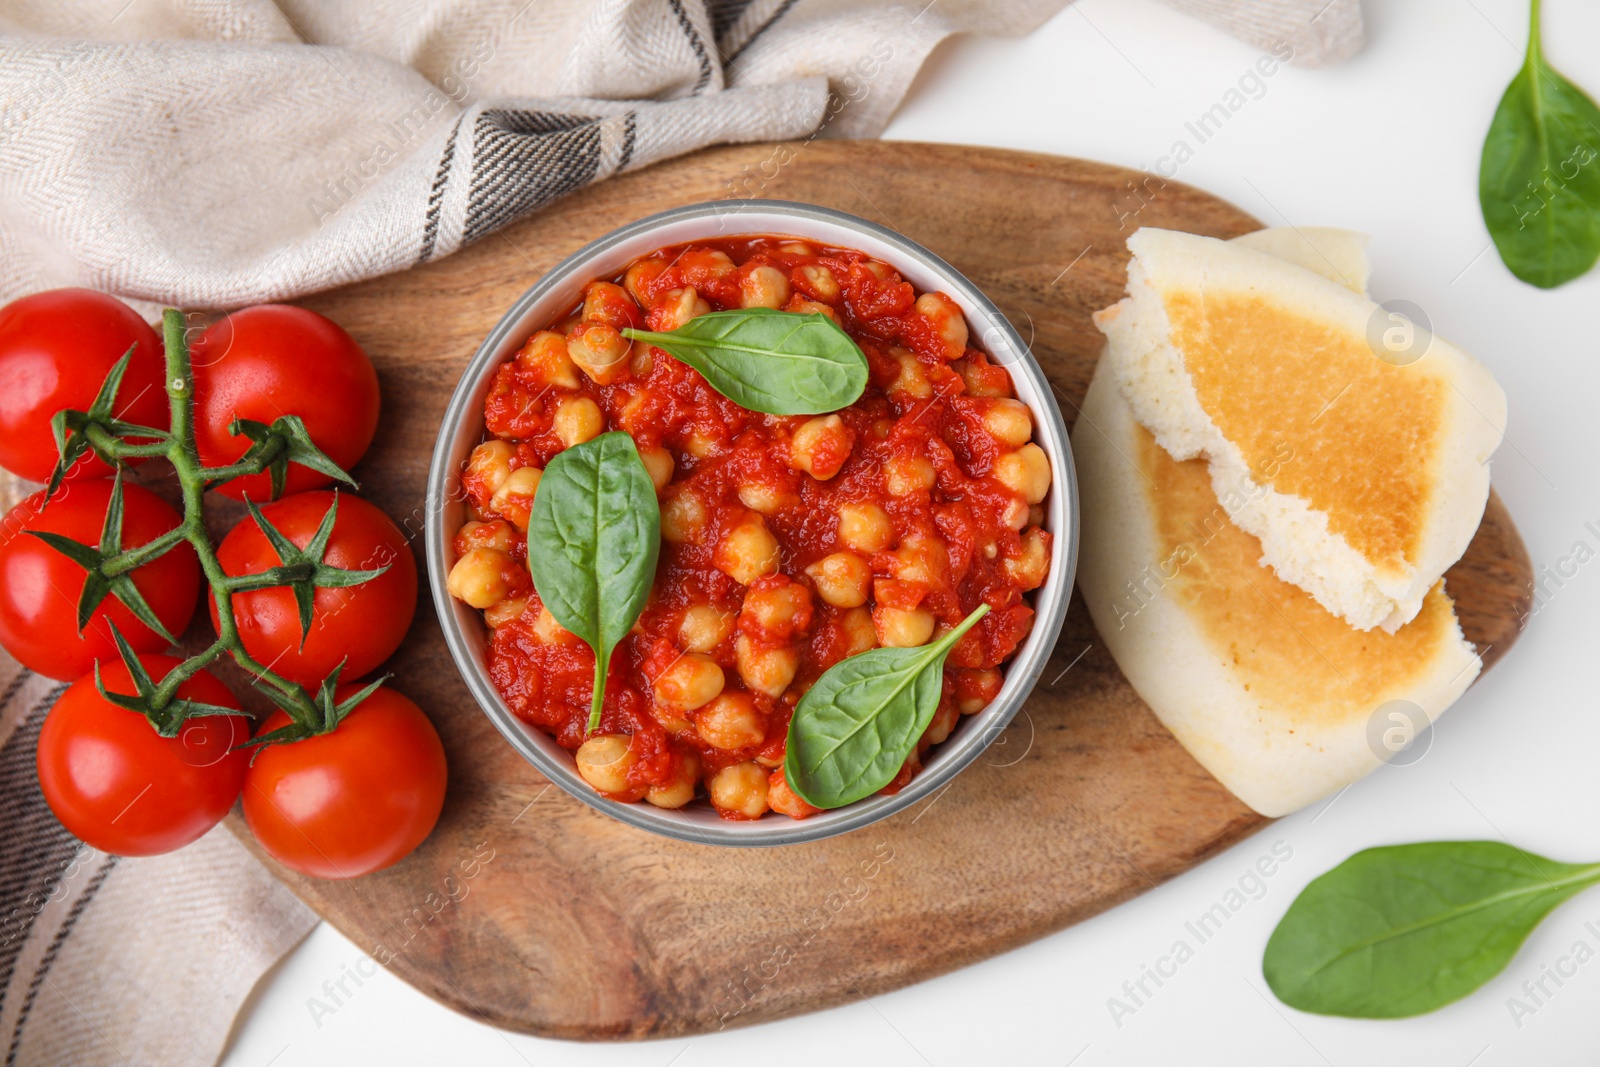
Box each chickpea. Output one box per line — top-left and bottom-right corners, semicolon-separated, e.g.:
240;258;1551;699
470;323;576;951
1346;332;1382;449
889;536;949;588
954;356;1013;398
582;280;640;329
716;517;780;586
679;603;736;653
637;445;675;491
681;248;736;287
736;633;799;698
740;579;813;641
1004;526;1051;589
875;605;935;648
779;241;815;255
455;518;514;554
788;298;839;323
575;734;636;794
740;264;792;309
531;605;576;644
630;344;654;377
646;749;701;809
797;264;841;302
837;606;878;657
489;465;542;530
660;486;708;544
552;396;604;448
650;704;693;736
954;668;1004;714
514;331;581;390
884;454;935;497
467;439;516;497
789;414;853;481
567;322;632;385
889;348;933;399
862;261;892;280
653;652;725;713
655;287;711;331
681;429;720;459
922;700;960;746
837;501;893;553
993;443;1052;504
767;766;818;819
624;258;667;305
447;547;511;609
708;761;770;819
483;595;529;629
1001;496;1030;531
738;481;795;515
915;292;969;360
982;398;1034;448
805;551;870;608
695;691;766;750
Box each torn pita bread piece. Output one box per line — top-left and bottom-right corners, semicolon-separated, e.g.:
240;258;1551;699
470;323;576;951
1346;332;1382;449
1072;361;1480;816
1093;227;1506;632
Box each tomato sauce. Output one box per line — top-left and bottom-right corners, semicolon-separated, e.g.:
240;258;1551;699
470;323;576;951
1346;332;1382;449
451;235;1053;819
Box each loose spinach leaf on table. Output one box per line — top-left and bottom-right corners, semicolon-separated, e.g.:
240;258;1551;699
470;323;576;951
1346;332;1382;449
786;603;990;809
1264;841;1600;1018
1480;0;1600;288
623;308;868;415
526;432;660;735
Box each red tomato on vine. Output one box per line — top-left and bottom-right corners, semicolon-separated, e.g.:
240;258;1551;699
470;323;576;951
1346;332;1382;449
243;686;447;879
0;289;170;484
0;479;199;681
189;305;380;501
212;490;417;687
36;654;249;856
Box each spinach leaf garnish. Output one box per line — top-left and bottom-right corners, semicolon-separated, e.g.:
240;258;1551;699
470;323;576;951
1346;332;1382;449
623;309;868;415
786;603;990;809
1480;0;1600;288
526;432;660;734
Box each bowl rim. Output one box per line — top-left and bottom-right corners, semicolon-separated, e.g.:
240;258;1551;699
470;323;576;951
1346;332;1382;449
425;198;1079;847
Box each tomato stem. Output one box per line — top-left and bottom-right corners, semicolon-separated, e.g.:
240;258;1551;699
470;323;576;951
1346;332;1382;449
121;310;325;722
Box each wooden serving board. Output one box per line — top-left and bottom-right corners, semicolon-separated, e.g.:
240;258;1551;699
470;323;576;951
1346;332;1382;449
233;142;1533;1040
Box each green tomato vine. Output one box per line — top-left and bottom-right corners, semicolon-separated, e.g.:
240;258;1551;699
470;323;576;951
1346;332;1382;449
35;309;388;746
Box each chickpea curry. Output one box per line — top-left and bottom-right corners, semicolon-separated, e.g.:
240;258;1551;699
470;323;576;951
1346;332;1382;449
447;235;1053;820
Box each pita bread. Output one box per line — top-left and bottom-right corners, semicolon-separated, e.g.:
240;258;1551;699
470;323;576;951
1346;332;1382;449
1093;227;1506;632
1072;360;1481;817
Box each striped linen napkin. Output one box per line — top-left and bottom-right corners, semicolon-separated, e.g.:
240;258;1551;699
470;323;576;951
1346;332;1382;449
0;1;1361;1063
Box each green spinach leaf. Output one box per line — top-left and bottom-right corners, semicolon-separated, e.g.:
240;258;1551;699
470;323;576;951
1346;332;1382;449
1264;841;1600;1017
623;308;868;415
526;432;660;734
786;603;990;809
1480;0;1600;288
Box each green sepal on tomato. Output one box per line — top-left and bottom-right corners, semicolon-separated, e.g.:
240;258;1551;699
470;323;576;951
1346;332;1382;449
37;653;250;856
0;478;199;681
190;305;380;501
212;490;417;687
0;289;169;484
243;685;447;879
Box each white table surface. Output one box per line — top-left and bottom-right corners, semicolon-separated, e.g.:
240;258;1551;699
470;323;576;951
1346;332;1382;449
222;0;1600;1062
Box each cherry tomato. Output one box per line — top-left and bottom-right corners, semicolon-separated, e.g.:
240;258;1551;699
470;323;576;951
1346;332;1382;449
243;686;446;879
0;289;169;483
37;654;249;856
212;491;417;687
0;479;200;681
189;305;379;501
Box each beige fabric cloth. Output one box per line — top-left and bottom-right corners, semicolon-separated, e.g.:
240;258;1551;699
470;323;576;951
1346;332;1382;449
0;0;1363;310
0;1;1364;1064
